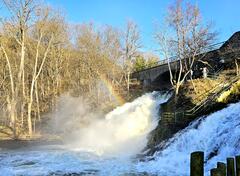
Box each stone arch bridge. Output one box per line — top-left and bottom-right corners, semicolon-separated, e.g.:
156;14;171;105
131;31;240;90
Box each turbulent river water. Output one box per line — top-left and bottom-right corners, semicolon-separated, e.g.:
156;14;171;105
0;92;240;176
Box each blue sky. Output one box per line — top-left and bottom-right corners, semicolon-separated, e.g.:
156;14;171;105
46;0;240;53
2;0;240;54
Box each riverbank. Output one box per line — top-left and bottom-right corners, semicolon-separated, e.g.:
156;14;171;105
0;138;63;150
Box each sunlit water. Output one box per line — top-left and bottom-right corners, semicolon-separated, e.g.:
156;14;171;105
0;92;240;176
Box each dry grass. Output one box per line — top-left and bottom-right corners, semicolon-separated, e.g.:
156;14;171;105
181;78;219;105
179;69;239;108
217;79;240;103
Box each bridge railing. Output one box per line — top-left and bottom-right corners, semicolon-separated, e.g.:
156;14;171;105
154;56;177;66
132;41;226;74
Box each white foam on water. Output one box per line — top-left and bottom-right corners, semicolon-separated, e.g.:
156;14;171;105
0;93;240;176
0;92;171;176
137;102;240;176
65;92;171;156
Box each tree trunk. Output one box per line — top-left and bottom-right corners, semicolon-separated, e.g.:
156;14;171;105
27;101;33;137
190;75;197;93
1;45;17;138
175;83;180;95
10;99;17;139
235;58;239;76
35;81;41;121
20;103;24;127
127;71;130;93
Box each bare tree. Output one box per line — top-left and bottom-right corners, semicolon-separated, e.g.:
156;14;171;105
0;1;64;138
155;0;216;95
27;7;56;137
0;0;36;138
122;20;142;93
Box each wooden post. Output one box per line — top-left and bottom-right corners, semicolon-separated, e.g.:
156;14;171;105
227;158;235;176
217;162;226;176
210;168;222;176
190;151;204;176
236;156;240;176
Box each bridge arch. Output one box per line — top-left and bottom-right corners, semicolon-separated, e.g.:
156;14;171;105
151;71;172;90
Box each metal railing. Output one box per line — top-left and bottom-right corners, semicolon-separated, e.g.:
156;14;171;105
132;41;226;74
161;74;240;124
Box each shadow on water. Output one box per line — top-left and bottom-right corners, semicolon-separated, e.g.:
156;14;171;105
48;171;157;176
48;169;99;176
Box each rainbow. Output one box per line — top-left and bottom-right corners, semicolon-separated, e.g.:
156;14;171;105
98;73;126;105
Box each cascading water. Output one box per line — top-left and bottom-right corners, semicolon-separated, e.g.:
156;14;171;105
62;92;170;156
136;102;240;176
0;92;239;176
0;92;171;176
64;92;171;156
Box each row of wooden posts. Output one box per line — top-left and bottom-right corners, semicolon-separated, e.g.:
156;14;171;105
190;151;240;176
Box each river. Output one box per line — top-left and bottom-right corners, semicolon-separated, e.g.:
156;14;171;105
0;92;240;176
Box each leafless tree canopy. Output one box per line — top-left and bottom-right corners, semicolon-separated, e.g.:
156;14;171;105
155;0;216;95
0;0;144;139
122;20;142;93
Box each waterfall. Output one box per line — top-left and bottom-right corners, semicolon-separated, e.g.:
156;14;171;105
65;91;172;156
0;93;240;176
137;102;240;176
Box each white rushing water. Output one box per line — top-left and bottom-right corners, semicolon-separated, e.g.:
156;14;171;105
0;92;240;176
136;102;240;176
64;92;171;156
0;92;171;176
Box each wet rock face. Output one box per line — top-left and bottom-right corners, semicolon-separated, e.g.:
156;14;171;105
146;117;189;156
144;98;189;155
